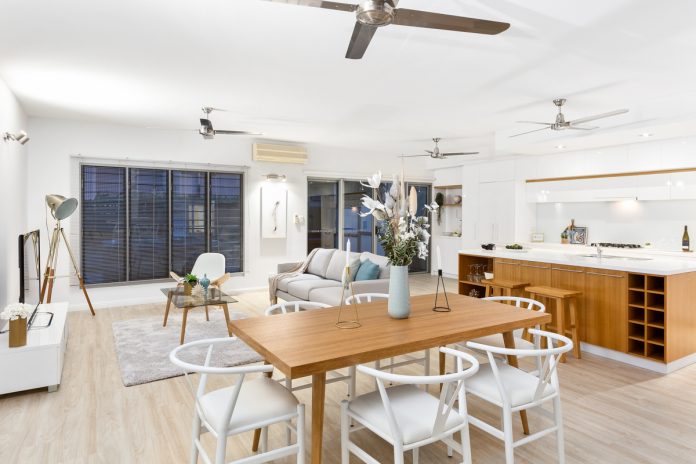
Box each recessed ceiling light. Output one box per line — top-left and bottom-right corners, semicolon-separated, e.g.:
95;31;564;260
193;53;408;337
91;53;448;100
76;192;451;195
640;133;653;138
556;145;566;149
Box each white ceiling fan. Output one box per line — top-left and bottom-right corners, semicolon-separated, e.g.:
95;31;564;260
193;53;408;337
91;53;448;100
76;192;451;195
263;0;510;59
198;107;262;140
511;98;629;138
401;138;479;159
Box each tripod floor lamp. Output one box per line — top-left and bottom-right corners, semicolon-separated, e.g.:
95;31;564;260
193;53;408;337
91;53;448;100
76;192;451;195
40;194;95;316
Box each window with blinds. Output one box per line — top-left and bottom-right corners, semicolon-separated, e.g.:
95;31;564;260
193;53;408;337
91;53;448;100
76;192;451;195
81;165;244;285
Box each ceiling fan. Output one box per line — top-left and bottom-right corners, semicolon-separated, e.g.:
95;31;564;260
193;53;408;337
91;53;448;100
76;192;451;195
511;99;629;138
401;138;479;159
263;0;510;59
198;107;262;140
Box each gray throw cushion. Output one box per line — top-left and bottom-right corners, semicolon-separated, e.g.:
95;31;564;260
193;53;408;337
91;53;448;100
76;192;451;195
360;252;390;279
325;251;361;282
286;279;342;300
307;248;336;278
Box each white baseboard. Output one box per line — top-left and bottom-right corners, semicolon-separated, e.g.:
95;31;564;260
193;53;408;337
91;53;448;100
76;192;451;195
580;342;696;374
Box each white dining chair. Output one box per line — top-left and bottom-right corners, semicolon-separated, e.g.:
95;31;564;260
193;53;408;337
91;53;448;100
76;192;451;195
170;252;231;288
346;293;431;378
468;296;546;350
340;346;479;464
170;337;305;464
465;329;573;464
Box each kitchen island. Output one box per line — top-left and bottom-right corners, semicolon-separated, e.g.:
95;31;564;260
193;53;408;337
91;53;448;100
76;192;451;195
459;247;696;373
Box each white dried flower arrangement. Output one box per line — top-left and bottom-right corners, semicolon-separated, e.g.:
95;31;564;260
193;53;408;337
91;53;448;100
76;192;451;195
1;303;33;321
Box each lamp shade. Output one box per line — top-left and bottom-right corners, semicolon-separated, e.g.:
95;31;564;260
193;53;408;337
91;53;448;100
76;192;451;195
45;194;78;220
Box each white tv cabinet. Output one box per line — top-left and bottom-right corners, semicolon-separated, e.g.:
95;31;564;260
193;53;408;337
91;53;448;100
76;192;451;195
0;302;68;395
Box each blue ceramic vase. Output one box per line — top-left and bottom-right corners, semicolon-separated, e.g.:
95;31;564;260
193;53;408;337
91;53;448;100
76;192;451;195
199;274;211;296
388;265;411;319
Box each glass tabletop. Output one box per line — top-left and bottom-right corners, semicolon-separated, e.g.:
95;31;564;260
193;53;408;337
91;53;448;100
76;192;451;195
161;287;238;309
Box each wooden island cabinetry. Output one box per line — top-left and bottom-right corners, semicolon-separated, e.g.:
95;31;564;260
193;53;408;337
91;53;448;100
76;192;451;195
458;252;696;368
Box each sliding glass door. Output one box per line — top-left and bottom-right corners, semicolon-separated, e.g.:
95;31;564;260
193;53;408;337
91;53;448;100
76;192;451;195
343;181;374;252
307;180;339;252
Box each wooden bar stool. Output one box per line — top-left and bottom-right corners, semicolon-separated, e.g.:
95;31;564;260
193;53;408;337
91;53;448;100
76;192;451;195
482;279;530;298
525;286;582;362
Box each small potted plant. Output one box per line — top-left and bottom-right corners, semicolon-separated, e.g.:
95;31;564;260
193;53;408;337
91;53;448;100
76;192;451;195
1;303;32;347
183;274;198;296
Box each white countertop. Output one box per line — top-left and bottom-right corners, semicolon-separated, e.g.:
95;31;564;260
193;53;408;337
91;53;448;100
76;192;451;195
459;246;696;276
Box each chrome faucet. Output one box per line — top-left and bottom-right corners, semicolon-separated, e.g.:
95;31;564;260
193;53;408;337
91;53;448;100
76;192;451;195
596;244;603;259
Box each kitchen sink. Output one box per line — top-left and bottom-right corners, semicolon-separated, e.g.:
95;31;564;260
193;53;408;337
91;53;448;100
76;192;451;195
579;254;652;261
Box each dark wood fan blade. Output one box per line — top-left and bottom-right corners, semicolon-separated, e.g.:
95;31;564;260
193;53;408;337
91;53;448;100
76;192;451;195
214;130;263;135
509;127;551;138
263;0;357;12
346;22;378;59
392;8;510;34
442;152;479;156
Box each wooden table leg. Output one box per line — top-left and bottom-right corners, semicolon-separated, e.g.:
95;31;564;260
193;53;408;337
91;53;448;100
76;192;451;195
180;308;189;345
163;291;173;327
439;349;446;392
502;331;530;436
253;361;275;451
221;303;233;337
555;297;567;363
205;305;210;321
311;373;327;464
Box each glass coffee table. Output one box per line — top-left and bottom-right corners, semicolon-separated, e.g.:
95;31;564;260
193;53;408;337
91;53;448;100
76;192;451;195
161;287;238;344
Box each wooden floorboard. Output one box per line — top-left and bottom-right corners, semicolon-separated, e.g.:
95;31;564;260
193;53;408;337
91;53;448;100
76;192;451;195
1;274;695;463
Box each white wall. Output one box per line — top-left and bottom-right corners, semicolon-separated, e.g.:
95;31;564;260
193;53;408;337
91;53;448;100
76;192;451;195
0;78;28;309
25;117;430;309
536;200;696;250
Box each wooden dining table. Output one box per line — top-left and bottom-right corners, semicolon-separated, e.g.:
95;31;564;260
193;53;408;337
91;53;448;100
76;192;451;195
229;292;551;464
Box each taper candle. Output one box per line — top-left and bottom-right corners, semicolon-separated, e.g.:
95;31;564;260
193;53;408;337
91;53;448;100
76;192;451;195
346;239;351;267
437;245;442;270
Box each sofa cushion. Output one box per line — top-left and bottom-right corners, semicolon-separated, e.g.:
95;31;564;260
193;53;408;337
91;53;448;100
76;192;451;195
325;250;361;282
307;248;336;278
287;279;342;301
307;286;344;307
360;252;390;279
276;273;322;292
354;259;380;281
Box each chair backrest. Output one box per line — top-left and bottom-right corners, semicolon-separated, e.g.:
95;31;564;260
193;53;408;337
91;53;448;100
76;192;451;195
169;337;271;433
357;347;479;444
191;253;226;281
265;300;331;316
483;296;545;338
345;292;389;305
466;329;573;407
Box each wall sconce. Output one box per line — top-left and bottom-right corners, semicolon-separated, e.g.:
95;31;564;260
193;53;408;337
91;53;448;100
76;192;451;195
265;174;287;182
2;130;30;145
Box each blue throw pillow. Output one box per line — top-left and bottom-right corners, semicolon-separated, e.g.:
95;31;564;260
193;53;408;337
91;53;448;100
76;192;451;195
354;259;380;281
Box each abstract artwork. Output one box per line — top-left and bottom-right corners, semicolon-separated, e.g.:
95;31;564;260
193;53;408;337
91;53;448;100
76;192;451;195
569;226;588;245
261;186;287;238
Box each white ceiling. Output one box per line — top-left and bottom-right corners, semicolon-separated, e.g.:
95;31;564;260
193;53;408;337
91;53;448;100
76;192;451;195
2;0;696;158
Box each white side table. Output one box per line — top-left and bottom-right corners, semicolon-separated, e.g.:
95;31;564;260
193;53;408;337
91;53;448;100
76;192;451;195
0;302;69;394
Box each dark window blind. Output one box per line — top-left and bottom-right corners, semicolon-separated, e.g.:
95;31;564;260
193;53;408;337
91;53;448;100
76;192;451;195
129;168;169;281
81;165;127;284
210;172;243;273
171;170;207;276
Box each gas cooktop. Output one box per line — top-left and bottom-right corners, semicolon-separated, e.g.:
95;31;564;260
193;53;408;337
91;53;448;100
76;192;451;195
590;242;643;249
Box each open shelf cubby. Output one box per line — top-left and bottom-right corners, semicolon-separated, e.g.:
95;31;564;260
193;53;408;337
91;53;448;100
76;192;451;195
458;254;493;299
626;273;666;362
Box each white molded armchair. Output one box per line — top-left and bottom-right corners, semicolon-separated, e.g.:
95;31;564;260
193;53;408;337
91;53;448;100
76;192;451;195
340;347;480;464
170;252;231;288
170;337;305;464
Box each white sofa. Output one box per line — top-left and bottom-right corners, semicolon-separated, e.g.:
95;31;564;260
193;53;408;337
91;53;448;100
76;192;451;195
273;248;390;307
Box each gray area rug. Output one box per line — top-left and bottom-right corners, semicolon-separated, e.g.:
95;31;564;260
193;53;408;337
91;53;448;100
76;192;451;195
112;311;263;387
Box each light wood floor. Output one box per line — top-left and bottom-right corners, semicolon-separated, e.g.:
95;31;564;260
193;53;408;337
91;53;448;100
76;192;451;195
2;274;696;463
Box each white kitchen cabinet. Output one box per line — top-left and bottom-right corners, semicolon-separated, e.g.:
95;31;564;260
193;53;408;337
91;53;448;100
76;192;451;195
477;181;515;244
669;171;696;199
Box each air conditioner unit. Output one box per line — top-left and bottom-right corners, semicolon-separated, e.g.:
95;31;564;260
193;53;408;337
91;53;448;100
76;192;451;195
252;143;307;164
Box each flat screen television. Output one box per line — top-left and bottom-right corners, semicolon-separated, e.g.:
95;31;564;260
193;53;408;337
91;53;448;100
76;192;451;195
19;230;42;328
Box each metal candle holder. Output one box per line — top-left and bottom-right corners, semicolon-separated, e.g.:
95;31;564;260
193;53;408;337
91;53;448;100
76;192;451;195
336;265;361;329
432;269;451;312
